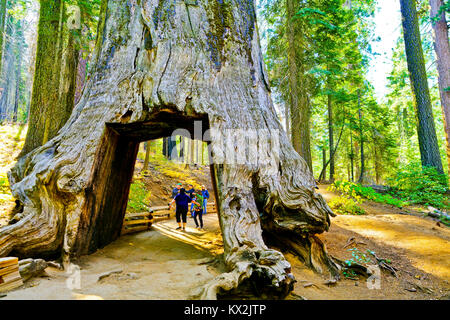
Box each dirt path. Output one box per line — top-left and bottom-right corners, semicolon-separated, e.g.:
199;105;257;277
287;185;450;300
2;215;224;300
2;185;449;300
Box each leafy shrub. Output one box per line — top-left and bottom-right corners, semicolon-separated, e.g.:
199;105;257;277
328;196;366;215
127;180;152;213
387;162;449;209
330;180;406;208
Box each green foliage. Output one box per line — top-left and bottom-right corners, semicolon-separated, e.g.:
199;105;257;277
0;173;8;193
127;179;152;213
328;195;366;215
387;162;449;209
330;180;406;208
342;247;373;279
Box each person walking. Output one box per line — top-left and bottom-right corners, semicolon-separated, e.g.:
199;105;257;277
169;188;194;231
201;185;210;214
191;192;204;230
186;184;195;216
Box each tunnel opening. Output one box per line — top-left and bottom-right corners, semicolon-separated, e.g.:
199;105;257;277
72;110;221;257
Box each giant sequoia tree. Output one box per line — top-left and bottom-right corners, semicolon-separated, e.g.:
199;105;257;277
399;0;443;173
2;0;340;299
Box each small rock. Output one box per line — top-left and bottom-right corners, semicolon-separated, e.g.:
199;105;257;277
303;282;314;288
355;282;359;286
324;279;337;286
405;288;417;292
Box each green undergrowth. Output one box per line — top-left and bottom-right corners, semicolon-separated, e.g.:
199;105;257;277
329;181;406;209
329;163;450;216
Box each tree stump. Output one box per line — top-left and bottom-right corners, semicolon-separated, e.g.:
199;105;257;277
2;0;339;299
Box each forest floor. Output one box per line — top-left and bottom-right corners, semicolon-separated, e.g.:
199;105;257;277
0;124;449;300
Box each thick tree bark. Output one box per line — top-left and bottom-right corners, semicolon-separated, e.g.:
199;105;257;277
429;0;450;177
58;28;80;129
400;0;444;173
19;0;64;157
286;0;312;171
3;0;338;299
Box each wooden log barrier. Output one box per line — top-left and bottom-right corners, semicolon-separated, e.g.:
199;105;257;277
121;202;217;235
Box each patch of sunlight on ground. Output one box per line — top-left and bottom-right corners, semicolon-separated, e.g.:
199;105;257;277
333;214;450;280
72;293;104;300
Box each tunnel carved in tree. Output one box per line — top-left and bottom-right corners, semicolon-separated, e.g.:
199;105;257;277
2;0;339;299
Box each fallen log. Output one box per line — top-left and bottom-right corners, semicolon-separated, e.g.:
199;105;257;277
18;259;48;282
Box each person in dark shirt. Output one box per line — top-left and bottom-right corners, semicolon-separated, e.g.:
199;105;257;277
169;188;199;231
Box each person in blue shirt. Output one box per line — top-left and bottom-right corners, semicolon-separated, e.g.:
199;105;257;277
169;188;199;231
171;183;182;199
186;184;195;216
201;185;210;214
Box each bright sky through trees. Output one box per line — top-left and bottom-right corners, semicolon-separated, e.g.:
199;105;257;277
368;0;402;101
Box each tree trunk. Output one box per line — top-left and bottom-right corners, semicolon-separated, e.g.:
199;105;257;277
19;0;64;157
4;0;339;299
58;27;80;129
350;133;354;182
328;93;335;182
429;0;450;177
143;141;151;171
190;137;195;166
400;0;444;173
286;0;312;170
321;146;326;182
0;0;7;77
13;42;22;123
357;94;365;184
179;136;184;161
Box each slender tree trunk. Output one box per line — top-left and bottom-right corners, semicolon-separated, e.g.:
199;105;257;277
143;141;150;171
190;137;195;166
322;146;326;182
430;0;450;176
285;102;290;139
400;0;444;173
179;136;184;161
0;0;7;77
328;92;335;182
350;132;354;182
286;0;312;170
13;42;23;123
357;94;365;184
19;0;64;157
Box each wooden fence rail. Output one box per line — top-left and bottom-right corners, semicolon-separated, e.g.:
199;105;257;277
121;202;216;235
